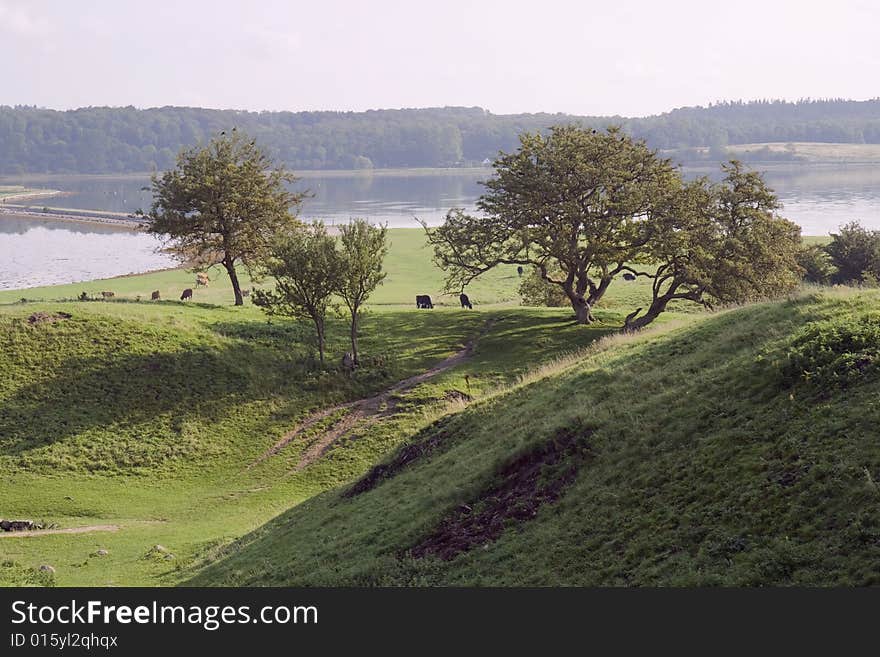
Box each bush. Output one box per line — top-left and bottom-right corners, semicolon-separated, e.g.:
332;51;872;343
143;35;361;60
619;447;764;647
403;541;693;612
796;244;836;284
782;313;880;388
517;267;569;307
826;222;880;284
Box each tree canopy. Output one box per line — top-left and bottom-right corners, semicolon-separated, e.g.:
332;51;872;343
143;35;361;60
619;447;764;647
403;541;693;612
2;99;879;174
425;125;680;323
143;130;304;305
622;162;803;329
252;223;341;364
336;220;388;364
426;126;803;328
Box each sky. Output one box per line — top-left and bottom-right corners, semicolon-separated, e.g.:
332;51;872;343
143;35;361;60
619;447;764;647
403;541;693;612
1;0;878;117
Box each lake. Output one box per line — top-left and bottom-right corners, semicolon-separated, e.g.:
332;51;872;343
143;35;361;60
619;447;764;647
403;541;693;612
1;165;879;290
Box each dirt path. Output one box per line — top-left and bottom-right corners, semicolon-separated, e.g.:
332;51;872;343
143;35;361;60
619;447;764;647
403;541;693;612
0;524;119;538
250;317;498;472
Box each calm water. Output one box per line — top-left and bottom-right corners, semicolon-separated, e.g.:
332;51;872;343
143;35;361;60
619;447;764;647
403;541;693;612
0;215;176;291
1;165;879;290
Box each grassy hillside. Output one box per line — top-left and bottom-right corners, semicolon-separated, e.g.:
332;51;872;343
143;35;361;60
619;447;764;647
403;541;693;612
8;226;866;587
1;247;646;585
187;289;880;586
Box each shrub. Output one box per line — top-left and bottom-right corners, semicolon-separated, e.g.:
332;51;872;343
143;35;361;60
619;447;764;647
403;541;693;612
826;222;880;284
796;244;836;284
782;313;880;388
517;267;569;307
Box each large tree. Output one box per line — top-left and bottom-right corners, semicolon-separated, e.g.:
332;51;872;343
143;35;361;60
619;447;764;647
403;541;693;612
424;125;680;323
621;162;803;330
252;223;340;365
144;130;304;305
426;126;802;329
336;220;388;365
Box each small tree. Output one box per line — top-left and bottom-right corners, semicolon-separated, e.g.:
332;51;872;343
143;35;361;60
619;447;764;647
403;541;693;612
336;220;388;364
144;130;304;306
825;221;880;284
252;223;340;365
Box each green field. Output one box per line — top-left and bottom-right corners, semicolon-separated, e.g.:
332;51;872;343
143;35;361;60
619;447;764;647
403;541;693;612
726;142;880;163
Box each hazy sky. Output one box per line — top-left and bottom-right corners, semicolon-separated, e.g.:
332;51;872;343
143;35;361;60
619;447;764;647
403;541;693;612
2;0;878;117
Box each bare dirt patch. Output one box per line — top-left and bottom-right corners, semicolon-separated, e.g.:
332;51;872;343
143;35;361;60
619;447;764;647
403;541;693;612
0;524;119;538
344;419;454;498
409;424;593;561
27;311;72;325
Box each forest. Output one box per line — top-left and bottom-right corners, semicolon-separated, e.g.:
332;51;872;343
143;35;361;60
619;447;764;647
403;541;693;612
1;99;879;174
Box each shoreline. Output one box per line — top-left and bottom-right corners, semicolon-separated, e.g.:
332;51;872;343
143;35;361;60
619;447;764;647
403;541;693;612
0;207;142;230
2;265;184;295
0;190;63;202
0;208;404;233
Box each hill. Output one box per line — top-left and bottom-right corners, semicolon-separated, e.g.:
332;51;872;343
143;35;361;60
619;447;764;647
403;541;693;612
2;99;879;174
187;289;880;586
2;234;652;586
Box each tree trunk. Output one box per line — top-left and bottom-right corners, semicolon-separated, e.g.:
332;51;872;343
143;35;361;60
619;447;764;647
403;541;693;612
571;272;598;324
314;317;326;365
349;308;360;365
223;259;244;306
624;297;669;331
587;275;614;307
569;293;592;325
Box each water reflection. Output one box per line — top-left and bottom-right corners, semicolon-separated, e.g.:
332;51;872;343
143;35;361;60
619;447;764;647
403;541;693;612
1;164;878;289
0;216;176;290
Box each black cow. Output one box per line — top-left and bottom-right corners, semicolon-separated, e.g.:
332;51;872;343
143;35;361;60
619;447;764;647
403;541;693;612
622;273;636;281
151;290;161;300
459;293;472;309
416;294;434;309
180;288;193;301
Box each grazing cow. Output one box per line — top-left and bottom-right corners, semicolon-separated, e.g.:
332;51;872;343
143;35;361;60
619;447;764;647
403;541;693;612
459;293;473;309
180;288;193;301
622;273;636;281
195;273;210;287
415;294;434;309
151;290;161;301
517;266;524;277
101;291;115;299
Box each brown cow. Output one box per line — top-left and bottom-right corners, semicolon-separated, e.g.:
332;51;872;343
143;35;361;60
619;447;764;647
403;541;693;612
101;291;115;299
180;288;193;301
151;290;161;300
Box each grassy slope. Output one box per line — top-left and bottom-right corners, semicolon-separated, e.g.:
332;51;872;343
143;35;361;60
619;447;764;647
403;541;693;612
2;228;661;586
188;289;880;586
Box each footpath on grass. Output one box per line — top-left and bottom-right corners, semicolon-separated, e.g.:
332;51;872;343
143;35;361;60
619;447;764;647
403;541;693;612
251;317;499;472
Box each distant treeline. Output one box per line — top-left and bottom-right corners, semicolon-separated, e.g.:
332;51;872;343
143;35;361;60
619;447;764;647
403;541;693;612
1;99;880;174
